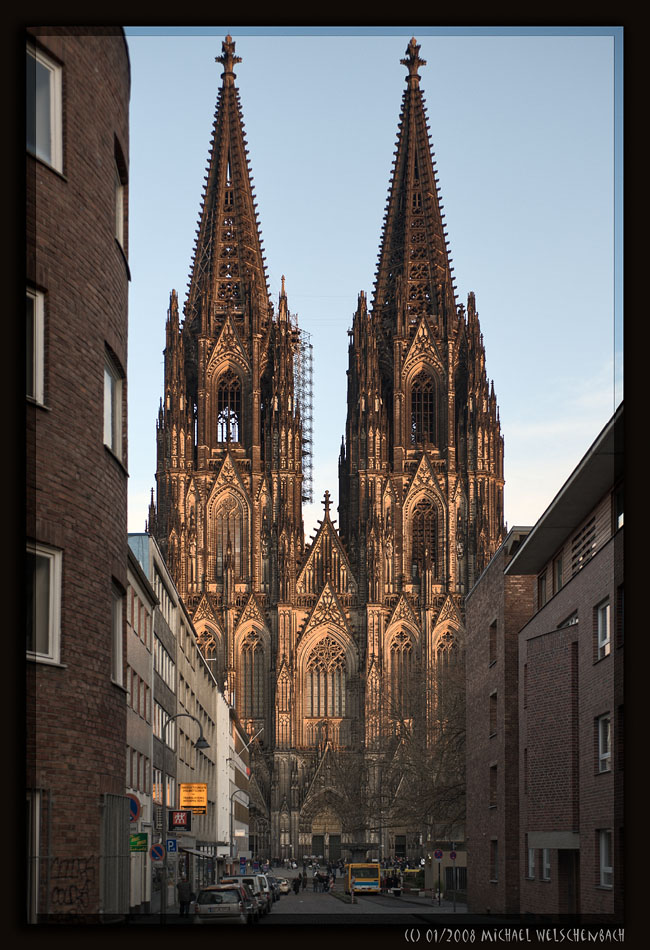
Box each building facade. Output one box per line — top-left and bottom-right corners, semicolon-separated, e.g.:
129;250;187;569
465;405;623;919
26;27;131;922
149;36;504;863
465;528;534;915
128;533;242;906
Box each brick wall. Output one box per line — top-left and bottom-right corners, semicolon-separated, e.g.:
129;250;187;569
26;28;130;919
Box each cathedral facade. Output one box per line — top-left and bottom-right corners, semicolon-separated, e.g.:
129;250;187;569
150;36;504;863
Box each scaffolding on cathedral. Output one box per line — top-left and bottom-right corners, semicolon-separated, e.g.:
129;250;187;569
293;316;314;503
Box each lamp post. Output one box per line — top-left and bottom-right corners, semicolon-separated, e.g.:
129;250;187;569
160;712;209;924
227;726;263;868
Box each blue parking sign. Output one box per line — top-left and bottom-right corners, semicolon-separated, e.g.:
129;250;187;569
167;839;177;852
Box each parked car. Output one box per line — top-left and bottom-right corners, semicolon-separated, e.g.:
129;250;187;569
266;875;281;901
257;872;274;912
192;884;253;925
276;876;291;894
220;874;271;916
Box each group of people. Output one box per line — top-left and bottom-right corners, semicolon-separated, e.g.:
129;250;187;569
290;866;338;894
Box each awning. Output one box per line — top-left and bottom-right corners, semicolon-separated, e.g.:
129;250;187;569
180;847;213;857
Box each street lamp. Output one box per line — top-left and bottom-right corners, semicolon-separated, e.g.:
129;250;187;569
160;712;209;924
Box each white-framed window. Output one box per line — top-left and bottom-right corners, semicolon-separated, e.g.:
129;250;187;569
114;160;125;246
111;584;124;686
527;847;535;879
26;42;62;172
596;599;611;660
542;848;551;881
27;288;45;404
597;713;611;773
27;541;62;664
599;830;613;887
104;351;124;459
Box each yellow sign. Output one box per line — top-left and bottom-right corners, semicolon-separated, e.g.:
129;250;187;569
179;783;207;814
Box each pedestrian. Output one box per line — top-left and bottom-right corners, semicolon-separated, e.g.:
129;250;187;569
292;876;301;895
176;877;192;916
313;871;318;892
301;871;307;890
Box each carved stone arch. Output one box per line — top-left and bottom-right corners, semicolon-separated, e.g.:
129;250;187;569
405;362;444;448
403;487;446;583
206;486;250;584
299;788;349;835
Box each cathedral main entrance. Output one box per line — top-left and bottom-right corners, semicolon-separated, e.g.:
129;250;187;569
310;807;342;863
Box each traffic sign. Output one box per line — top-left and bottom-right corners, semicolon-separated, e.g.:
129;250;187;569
128;794;141;822
166;839;177;853
434;849;443;861
450;851;457;861
150;843;164;862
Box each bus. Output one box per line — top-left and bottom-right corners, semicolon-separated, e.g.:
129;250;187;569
345;862;381;894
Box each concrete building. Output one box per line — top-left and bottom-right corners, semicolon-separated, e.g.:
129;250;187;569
128;533;244;905
26;28;131;922
126;548;157;913
465;405;623;920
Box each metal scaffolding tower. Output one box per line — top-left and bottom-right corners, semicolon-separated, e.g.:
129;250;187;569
293;318;313;503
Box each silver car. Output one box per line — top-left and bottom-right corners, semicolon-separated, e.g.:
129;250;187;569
192;884;253;925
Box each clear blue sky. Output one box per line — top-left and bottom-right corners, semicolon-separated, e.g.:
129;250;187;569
125;27;622;541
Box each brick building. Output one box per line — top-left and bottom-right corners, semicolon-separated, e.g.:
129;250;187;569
26;28;131;920
466;404;623;919
148;35;504;863
465;527;534;915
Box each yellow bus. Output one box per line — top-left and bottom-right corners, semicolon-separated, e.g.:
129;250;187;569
345;862;381;894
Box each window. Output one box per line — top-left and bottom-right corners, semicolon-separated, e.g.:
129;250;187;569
26;43;62;171
597;713;611;773
27;542;61;663
111;584;124;686
542;848;551;881
114;160;125;247
307;636;346;718
553;555;563;594
489;691;497;737
104;350;124;459
411;496;437;579
527;846;535;879
217;369;241;442
599;830;613;887
489;764;497;807
27;289;44;403
390;630;413;718
614;485;623;531
537;571;547;609
596;599;611;660
240;631;265;718
411;372;436;444
488;620;497;666
490;839;498;882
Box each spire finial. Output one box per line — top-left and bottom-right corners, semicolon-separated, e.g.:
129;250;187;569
323;490;331;515
401;36;426;83
216;34;242;85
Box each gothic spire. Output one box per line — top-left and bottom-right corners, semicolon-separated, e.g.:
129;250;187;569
184;35;271;336
372;37;457;343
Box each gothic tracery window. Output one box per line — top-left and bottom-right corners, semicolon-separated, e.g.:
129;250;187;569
411;371;436;444
389;630;413;718
411;496;437;579
240;630;264;718
217;369;241;442
214;493;245;580
306;636;346;718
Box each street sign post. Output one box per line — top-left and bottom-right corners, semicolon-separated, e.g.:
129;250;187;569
433;850;443;905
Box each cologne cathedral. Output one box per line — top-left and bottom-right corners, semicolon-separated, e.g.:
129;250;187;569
149;36;504;862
